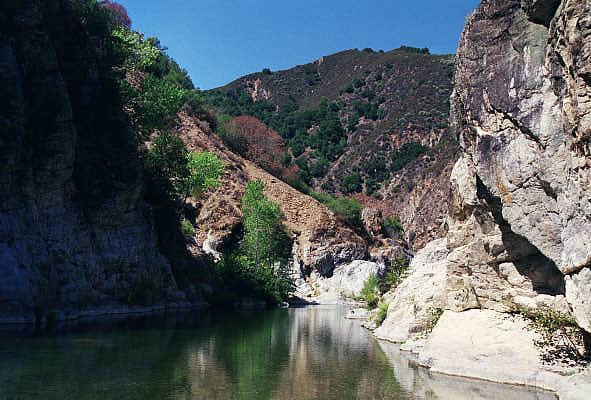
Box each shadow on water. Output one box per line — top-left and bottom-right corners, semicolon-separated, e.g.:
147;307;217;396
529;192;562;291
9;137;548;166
0;307;557;400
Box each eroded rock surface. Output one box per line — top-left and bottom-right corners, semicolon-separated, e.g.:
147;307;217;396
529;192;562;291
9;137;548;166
377;0;591;396
0;1;187;322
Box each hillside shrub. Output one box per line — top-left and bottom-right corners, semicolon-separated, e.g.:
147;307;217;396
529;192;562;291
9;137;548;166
214;180;294;304
374;299;390;326
512;305;589;364
391;142;429;171
311;192;363;229
341;173;362;194
379;257;410;293
186;152;225;198
382;216;404;237
145;133;190;203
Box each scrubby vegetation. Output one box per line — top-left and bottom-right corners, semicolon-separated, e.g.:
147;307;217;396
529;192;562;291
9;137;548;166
382;217;404;238
310;192;363;230
216;180;294;304
378;257;410;293
425;307;444;334
359;274;380;309
511;305;590;365
391;142;429;171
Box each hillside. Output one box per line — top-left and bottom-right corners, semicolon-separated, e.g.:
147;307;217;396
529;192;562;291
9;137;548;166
204;47;459;250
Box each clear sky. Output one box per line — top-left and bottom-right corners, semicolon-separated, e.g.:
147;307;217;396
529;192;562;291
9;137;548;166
118;0;481;90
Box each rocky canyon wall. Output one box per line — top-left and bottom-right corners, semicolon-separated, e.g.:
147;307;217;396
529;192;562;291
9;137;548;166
0;0;187;323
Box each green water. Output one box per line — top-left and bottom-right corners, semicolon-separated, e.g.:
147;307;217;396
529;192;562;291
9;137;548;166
0;306;556;400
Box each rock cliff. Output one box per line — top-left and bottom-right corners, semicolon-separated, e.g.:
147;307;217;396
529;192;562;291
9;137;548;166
0;0;188;323
377;0;591;396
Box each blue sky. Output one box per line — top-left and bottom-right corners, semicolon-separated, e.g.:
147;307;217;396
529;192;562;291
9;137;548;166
118;0;481;89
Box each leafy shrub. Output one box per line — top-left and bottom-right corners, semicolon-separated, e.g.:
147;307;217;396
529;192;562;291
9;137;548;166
212;179;295;304
425;307;444;334
353;78;365;88
374;299;390;326
310;192;363;229
180;218;195;236
262;68;272;75
111;27;160;69
391;142;429;171
379;257;410;293
124;76;187;134
145;133;189;203
397;45;430;54
360;274;380;309
341;173;362;194
382;217;404;237
186;152;225;198
512;305;589;363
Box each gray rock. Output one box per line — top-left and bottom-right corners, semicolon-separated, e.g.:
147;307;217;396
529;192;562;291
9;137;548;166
0;1;188;322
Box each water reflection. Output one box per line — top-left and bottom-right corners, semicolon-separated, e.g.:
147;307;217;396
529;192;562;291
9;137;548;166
0;307;557;400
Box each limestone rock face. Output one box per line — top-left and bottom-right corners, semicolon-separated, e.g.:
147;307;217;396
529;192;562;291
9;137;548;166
374;239;448;343
447;0;591;330
295;260;380;304
0;1;186;322
419;310;566;390
378;2;591;393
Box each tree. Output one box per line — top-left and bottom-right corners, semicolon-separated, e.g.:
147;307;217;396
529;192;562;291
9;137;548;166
145;133;189;203
241;180;284;269
186;151;225;198
99;0;131;28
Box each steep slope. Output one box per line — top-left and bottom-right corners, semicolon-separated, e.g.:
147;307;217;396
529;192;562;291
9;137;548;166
376;0;591;396
206;48;459;250
0;0;189;322
174;113;367;276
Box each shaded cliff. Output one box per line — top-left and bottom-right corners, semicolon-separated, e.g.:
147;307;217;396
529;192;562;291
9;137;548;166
0;0;190;322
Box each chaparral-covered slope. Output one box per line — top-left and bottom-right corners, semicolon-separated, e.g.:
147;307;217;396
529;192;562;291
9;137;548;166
206;48;459;251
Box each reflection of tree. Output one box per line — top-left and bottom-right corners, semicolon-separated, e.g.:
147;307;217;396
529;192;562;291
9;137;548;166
208;309;291;400
0;308;413;400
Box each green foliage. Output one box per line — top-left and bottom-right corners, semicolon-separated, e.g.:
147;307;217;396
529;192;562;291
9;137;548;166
382;217;404;237
363;155;389;182
111;26;160;69
133;76;187;133
341;173;362;194
221;179;295;304
391;142;429;171
359;274;380;309
180;218;195;236
145;133;189;203
186;152;225;197
512;305;588;363
353;78;365;88
262;68;273;75
352;101;379;121
379;257;410;293
374;299;390;326
310;192;363;229
241;180;283;267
